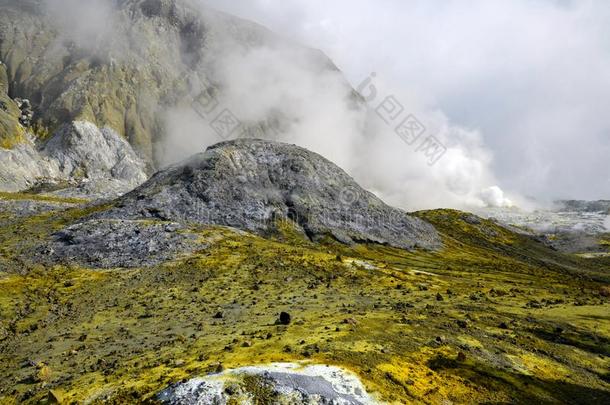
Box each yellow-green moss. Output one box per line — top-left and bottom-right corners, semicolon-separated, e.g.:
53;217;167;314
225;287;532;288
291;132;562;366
0;192;88;205
0;209;609;403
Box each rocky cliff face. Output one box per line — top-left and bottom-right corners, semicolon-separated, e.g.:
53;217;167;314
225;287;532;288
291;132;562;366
0;0;344;162
96;139;441;250
0;121;147;197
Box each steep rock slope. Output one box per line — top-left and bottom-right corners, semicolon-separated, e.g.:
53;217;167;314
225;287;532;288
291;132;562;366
0;121;147;197
97;139;441;250
0;0;347;161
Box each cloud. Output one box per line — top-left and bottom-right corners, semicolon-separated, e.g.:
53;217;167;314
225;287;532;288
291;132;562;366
159;32;508;210
158;41;366;174
41;0;121;55
200;0;610;203
156;0;521;211
480;186;513;209
27;1;609;209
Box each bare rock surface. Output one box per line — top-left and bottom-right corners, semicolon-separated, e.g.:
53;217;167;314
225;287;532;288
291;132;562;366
0;121;148;198
99;139;441;250
157;362;379;405
41;122;147;185
0;141;58;192
41;219;199;268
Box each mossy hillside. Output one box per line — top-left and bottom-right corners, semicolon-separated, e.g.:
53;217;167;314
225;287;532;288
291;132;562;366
0;195;105;274
0;4;176;159
0;63;26;149
0;198;608;404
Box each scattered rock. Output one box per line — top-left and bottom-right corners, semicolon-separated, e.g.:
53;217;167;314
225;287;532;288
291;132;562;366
279;312;291;325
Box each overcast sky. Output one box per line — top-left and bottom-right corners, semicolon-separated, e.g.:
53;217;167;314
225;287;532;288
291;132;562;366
201;0;610;202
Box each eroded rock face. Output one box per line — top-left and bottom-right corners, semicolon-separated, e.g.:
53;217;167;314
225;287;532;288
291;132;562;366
41;121;148;190
157;363;379;405
0;121;148;198
0;0;345;161
0;142;57;192
0;61;27;148
100;139;441;250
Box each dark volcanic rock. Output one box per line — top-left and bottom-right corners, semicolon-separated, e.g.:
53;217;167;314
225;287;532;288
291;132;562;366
99;139;441;250
41;219;199;268
279;312;292;325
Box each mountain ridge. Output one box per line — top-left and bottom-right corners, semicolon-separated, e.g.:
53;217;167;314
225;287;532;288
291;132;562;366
0;0;349;162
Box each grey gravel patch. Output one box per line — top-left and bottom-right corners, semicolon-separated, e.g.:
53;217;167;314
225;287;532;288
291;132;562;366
100;139;441;251
40;219;200;269
0;198;79;218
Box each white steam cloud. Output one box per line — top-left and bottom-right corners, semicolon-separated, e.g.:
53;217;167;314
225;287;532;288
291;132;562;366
160;40;511;210
159;2;514;211
201;0;610;205
25;0;609;211
42;0;121;54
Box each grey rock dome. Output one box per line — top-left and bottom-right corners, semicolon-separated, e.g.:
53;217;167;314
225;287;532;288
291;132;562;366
102;139;441;250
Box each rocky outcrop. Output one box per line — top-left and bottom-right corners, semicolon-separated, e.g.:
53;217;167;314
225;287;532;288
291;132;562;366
0;121;148;198
99;139;441;250
0;142;57;192
14;98;33;127
41;121;148;191
41;219;199;268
